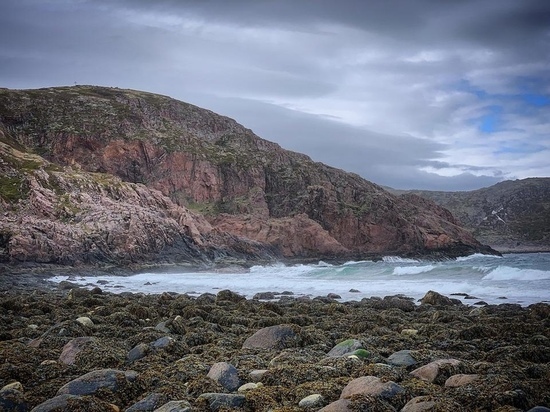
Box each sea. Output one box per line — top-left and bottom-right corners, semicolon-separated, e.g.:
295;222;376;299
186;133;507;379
49;252;550;306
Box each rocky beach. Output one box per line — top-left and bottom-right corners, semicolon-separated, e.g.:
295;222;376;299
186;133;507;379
1;273;549;412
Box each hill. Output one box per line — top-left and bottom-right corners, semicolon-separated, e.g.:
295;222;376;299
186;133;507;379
0;86;495;267
394;178;550;252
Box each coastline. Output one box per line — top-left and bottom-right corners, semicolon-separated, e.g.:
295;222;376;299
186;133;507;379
1;284;549;411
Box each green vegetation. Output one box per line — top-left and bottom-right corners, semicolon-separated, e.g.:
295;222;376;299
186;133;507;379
0;175;28;203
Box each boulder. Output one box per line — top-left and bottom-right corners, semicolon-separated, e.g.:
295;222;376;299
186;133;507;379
242;324;299;349
58;336;95;365
339;376;404;400
444;374;479;387
387;349;417;367
153;400;192;412
127;343;150;363
198;393;245;411
207;362;241;392
126;392;167;412
318;399;352;412
56;368;137;396
420;291;457;306
401;396;437;412
327;339;363;357
0;387;27;412
298;394;325;408
410;359;461;383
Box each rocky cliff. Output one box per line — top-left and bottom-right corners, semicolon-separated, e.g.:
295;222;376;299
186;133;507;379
0;86;495;267
395;179;550;252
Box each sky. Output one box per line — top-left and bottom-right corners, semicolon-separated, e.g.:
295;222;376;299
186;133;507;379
1;0;549;191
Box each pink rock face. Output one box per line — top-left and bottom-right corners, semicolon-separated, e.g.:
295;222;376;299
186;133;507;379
0;86;496;266
318;399;352;412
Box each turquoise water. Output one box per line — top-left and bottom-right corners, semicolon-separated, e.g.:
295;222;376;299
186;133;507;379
50;253;550;306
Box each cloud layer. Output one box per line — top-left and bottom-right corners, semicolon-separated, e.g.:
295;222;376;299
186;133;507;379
1;0;549;190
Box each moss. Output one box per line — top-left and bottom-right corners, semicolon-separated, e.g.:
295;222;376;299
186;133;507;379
0;175;29;203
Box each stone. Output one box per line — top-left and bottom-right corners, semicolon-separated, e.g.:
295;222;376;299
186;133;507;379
340;376;404;400
249;369;268;382
126;392;167;412
401;396;437;412
198;393;245;411
327;339;363;357
387;349;417;367
207;362;241;392
75;316;94;327
242;324;299;349
155;321;171;333
127;343;150;363
444;374;479;387
420;290;457;306
401;329;419;336
410;359;461;383
253;292;277;300
216;289;246;303
153;400;192;412
58;336;95;365
56;368;137;396
153;336;174;349
237;382;261;392
327;293;341;299
298;394;324;408
30;394;115;412
1;381;23;392
527;408;550;412
318;399;352;412
0;387;27;412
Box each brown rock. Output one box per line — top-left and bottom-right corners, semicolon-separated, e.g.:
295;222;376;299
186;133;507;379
242;324;299;349
401;396;437;412
59;337;95;365
410;359;461;383
339;376;404;400
420;290;456;306
318;399;352;412
444;374;479;387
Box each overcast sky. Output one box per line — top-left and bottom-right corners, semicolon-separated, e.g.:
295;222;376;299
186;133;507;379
1;0;549;190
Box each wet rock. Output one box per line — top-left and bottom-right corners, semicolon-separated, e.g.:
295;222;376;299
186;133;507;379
127;343;150;363
318;399;352;411
237;382;261;392
154;321;171;333
207;362;241;392
75;316;94;328
327;293;341;299
58;336;95;365
242;324;300;349
56;368;137;396
126;392;167;412
444;374;479;387
339;376;404;400
0;387;27;412
298;393;325;408
30;394;116;412
216;289;246;303
387;349;417;367
249;369;268;382
253;292;276;300
152;400;191;412
197;393;245;411
327;339;363;357
410;359;461;383
370;295;416;312
401;396;436;411
420;290;457;306
152;336;174;349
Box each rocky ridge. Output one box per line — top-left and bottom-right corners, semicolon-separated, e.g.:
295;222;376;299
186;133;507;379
394;178;550;252
0;86;495;267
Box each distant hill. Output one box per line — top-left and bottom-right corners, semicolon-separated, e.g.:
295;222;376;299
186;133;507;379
392;178;550;252
0;85;495;267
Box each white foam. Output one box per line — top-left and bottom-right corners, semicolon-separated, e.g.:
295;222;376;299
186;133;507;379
382;256;419;263
482;266;550;281
456;253;502;262
393;265;436;276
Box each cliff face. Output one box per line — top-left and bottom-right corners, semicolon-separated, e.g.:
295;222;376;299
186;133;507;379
399;179;550;252
0;86;494;266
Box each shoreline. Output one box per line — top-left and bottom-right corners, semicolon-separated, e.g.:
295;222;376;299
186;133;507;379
1;285;549;411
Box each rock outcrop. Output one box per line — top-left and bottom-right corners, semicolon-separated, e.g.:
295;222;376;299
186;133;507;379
395;178;550;252
0;85;496;267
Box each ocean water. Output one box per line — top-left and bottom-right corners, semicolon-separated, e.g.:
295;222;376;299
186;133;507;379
49;253;550;306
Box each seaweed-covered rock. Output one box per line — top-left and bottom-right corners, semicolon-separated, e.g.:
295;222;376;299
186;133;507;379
56;369;137;397
327;339;363;357
0;387;27;412
126;392;168;412
242;324;300;349
420;291;457;306
58;337;95;365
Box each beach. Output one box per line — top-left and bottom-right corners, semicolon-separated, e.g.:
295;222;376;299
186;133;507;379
0;275;549;411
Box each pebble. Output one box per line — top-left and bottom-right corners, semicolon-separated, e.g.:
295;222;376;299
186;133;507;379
75;316;94;327
298;393;324;408
237;382;261;392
